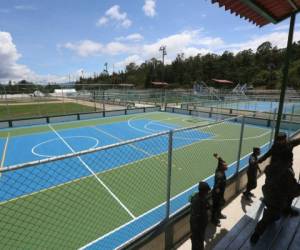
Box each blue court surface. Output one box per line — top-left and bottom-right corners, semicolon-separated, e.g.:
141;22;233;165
217;101;300;113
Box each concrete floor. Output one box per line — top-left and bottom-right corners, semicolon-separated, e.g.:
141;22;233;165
178;144;300;250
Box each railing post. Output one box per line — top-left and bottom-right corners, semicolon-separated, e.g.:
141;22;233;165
235;116;245;192
165;130;173;220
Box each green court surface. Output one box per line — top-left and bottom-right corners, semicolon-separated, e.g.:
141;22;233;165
0;102;95;120
0;111;271;249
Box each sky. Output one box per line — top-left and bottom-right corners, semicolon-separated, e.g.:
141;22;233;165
0;0;300;83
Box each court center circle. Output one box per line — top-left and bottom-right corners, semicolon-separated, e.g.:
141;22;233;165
32;136;99;158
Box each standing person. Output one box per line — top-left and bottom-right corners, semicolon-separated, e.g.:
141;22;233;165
258;132;300;215
189;181;211;250
211;153;228;226
243;147;261;200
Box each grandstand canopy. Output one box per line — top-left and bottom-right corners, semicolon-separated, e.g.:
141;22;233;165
211;0;300;27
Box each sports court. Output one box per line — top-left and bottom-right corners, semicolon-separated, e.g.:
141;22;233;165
213;100;300;113
0;111;274;249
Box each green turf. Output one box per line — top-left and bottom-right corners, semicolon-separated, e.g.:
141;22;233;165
0;112;271;249
0;102;95;121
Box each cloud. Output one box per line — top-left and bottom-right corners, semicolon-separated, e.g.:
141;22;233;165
142;30;221;58
272;23;300;31
0;32;84;83
97;5;132;28
64;30;223;69
222;31;300;53
143;0;156;17
116;33;144;42
62;40;131;56
63;40;103;57
14;5;37;11
115;55;143;68
0;31;35;81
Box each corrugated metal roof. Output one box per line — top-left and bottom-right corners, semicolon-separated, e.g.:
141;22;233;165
211;0;300;27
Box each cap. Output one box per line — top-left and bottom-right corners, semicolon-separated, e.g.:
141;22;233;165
253;147;260;152
276;132;287;141
198;181;211;192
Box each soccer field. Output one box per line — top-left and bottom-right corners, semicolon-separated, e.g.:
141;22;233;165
0;102;96;120
0;111;272;249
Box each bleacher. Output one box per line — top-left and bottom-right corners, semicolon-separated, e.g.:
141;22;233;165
213;197;300;249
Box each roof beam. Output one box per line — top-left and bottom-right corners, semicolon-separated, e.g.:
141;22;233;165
287;0;298;11
239;0;278;24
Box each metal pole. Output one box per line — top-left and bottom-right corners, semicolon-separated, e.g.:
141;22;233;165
93;90;97;112
2;85;10;119
269;108;277;148
275;13;296;138
290;104;295;122
235;116;245;192
165;130;173;220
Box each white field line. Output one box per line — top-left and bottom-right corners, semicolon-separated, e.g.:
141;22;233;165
1;132;10;168
81;141;271;250
48;124;135;219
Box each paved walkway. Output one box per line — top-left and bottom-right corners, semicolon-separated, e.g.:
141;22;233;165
178;144;300;250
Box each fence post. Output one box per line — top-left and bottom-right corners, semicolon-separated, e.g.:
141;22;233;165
164;130;173;249
165;130;173;220
2;85;10;119
235;116;245;193
290;104;295;122
269;108;277;148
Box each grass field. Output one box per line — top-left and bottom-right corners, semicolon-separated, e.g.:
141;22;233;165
0;102;96;120
0;111;272;249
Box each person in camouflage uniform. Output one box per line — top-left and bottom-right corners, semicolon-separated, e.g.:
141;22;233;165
190;181;211;250
243;147;261;200
211;153;228;226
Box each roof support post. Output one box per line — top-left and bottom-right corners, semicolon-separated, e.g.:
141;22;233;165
274;13;296;138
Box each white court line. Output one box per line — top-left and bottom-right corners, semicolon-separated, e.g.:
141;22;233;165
48;124;135;219
1;132;10;169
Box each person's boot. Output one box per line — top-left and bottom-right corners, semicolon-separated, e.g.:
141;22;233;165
219;213;227;219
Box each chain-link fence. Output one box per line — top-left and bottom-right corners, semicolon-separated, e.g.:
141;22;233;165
0;115;277;249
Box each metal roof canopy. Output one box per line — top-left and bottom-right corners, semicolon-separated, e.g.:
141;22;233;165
211;0;299;138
